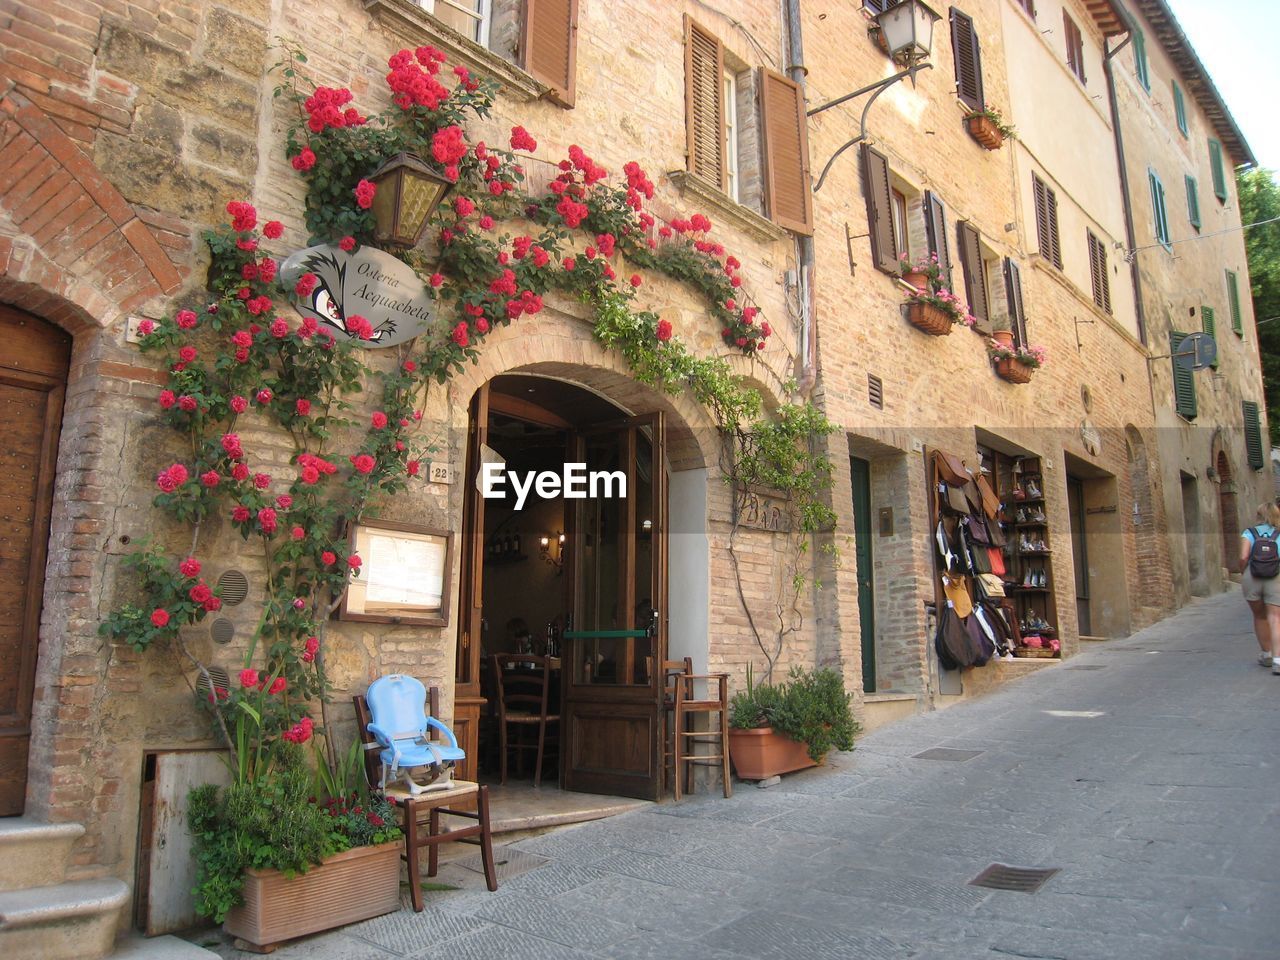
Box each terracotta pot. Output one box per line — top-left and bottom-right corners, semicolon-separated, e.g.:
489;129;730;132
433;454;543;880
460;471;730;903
996;357;1033;384
906;301;954;336
992;330;1014;347
728;727;817;780
967;114;1004;150
903;271;930;291
224;841;402;951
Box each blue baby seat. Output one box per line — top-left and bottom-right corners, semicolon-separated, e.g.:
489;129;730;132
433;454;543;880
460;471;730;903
365;674;466;794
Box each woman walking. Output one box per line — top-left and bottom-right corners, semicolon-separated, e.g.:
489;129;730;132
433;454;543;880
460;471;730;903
1241;500;1280;674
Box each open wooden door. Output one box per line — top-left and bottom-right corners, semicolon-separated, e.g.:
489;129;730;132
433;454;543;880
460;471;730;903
453;384;489;783
0;306;69;816
561;413;666;800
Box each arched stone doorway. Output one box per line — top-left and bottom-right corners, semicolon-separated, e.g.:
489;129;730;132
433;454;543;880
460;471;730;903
1218;450;1240;573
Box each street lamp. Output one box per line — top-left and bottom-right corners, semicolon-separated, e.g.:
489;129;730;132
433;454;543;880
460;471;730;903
367;152;452;250
808;0;941;192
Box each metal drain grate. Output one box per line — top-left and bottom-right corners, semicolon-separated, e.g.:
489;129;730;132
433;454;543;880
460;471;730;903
913;748;983;762
455;847;548;880
970;863;1059;893
1067;664;1106;671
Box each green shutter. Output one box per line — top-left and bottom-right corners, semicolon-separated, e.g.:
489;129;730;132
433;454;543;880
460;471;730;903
1244;401;1265;470
1201;306;1218;368
1134;29;1150;90
1149;170;1170;248
1209;139;1228;202
1172;80;1187;136
1171;330;1198;420
1227;270;1243;334
1185;175;1200;231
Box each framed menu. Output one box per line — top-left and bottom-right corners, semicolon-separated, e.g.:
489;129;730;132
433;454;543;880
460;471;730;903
339;519;453;626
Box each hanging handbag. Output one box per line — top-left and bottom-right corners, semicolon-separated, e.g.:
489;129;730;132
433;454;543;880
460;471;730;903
975;474;1001;520
976;573;1005;598
965;612;996;666
935;601;971;670
942;575;974;618
970;547;993;575
943;483;970;515
987;547;1007;576
936;451;969;487
963;514;992;546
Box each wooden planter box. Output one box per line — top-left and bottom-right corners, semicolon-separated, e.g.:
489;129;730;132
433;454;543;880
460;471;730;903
967;114;1004;150
906;301;954;336
224;841;402;952
995;357;1033;384
728;727;816;780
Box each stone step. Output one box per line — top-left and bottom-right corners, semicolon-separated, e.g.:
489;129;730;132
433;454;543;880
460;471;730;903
0;877;129;960
110;932;221;959
0;817;85;892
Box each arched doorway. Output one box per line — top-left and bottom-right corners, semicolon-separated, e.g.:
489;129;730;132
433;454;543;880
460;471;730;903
454;374;686;801
1218;451;1240;573
0;306;70;815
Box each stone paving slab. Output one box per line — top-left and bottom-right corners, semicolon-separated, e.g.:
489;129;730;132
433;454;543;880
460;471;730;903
201;592;1280;959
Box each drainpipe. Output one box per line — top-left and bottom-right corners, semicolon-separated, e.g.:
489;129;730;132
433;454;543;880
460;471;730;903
785;0;817;396
1103;23;1146;346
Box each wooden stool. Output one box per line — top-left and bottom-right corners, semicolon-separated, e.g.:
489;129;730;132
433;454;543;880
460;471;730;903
660;658;692;794
386;780;498;912
671;673;732;801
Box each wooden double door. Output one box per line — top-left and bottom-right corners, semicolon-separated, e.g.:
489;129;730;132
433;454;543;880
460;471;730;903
0;306;70;816
455;384;668;800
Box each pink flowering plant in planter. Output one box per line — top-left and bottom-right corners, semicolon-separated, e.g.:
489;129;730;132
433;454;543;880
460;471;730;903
986;339;1049;368
904;285;978;327
897;252;944;291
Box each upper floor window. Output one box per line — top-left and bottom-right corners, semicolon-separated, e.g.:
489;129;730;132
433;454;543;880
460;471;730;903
1185;175;1201;232
1087;230;1111;314
1227;269;1244;335
950;7;984;112
1149;169;1172;250
861;144;952;286
1014;0;1036;18
1133;27;1150;91
685;17;813;233
1063;12;1086;84
1209;138;1229;203
1032;173;1062;269
1172;80;1188;137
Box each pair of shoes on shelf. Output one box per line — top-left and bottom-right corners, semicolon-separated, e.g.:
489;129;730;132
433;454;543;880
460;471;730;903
1025;481;1043;498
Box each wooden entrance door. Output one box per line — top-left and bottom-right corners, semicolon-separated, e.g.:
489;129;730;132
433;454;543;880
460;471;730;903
453;385;489;783
850;457;876;693
0;306;70;816
1067;476;1091;636
561;414;667;800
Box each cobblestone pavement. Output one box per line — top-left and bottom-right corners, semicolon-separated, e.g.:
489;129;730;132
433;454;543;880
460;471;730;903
211;591;1279;959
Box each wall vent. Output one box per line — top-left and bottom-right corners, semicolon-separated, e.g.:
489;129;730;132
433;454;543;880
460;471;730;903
868;373;884;409
217;569;249;606
210;618;235;645
195;666;231;697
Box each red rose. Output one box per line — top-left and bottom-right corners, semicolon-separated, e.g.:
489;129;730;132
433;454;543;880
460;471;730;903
354;179;376;209
301;465;320;485
348;554;362;570
656;319;673;342
201;470;220;487
339;236;356;252
322;550;337;565
257;507;278;533
350;454;375;474
151;609;170;628
451;322;470;347
137;318;155;336
222;433;244;458
232;505;251;523
226;200;257;232
231;463;250;482
403;359;417;372
348;315;373;340
239;668;258;688
178;395;197;412
296;398;311;416
292;147;316;171
371;411;388;429
158;390;176;409
253;472;270;489
429;273;443;288
256;388;273;405
179;557;201;577
189;582;212;604
268;677;287;695
563;257;576;272
276;494;292;509
263;220;284;239
510;125;538;151
407;460;420;476
175;309;198;329
178;345;197;363
291;526;305;541
270;318;289;338
156;463;189;493
630;274;642;288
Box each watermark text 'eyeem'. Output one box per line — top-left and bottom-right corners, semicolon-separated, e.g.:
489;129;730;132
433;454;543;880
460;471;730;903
480;463;626;511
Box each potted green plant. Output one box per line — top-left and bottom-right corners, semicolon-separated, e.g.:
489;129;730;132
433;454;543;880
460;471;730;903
903;285;976;337
728;665;858;779
987;338;1047;384
964;106;1016;150
898;252;942;292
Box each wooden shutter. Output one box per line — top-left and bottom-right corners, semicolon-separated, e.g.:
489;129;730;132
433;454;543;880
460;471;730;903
1171;330;1197;420
1227;270;1243;333
1134;29;1149;90
861;144;897;274
1032;174;1062;268
1209;139;1228;201
949;8;984;111
522;0;578;108
759;67;814;235
956;220;988;325
1185;175;1200;231
1004;258;1028;348
1244;400;1265;469
1063;13;1085;84
1172;80;1187;135
924;191;952;288
1087;230;1110;314
684;18;725;189
1202;305;1218;368
1149;170;1170;246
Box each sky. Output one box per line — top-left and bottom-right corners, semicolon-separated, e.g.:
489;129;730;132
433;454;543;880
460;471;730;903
1163;0;1280;171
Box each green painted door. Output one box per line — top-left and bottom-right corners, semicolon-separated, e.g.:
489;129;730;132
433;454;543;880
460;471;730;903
850;457;876;693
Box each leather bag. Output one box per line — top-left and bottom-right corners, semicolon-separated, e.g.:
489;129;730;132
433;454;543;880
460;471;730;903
935;451;969;487
935;602;972;670
975;474;1002;520
987;547;1007;576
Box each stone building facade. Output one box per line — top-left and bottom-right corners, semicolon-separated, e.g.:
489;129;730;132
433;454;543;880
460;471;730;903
0;0;1267;948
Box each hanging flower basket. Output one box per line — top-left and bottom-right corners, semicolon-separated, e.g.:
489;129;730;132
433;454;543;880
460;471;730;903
906;302;956;336
966;114;1004;150
995;357;1033;384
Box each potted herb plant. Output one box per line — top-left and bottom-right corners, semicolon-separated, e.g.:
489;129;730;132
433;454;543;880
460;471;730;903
903;286;976;336
898;252;942;293
728;665;858;779
987;338;1048;383
964;106;1016;150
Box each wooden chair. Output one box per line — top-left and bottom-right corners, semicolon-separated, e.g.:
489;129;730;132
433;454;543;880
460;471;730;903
660;658;692;794
353;691;497;912
670;672;732;801
491;654;559;787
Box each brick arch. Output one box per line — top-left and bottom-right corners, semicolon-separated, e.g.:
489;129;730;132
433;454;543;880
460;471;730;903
0;95;184;331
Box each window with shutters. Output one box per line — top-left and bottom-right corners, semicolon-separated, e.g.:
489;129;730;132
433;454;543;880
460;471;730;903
1171;330;1197;420
1014;0;1036;19
1172;80;1188;137
862;0;890;13
891;190;909;260
923;191;953;289
956;220;997;330
1004;259;1029;348
1185;175;1200;232
1087;230;1111;314
1134;27;1150;91
1201;305;1218;368
1209;139;1228;202
416;0;493;46
1063;12;1086;84
724;72;740;203
950;8;984;111
1244;401;1265;470
1031;173;1062;269
862;144;898;273
1227;269;1243;335
1148;169;1171;250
